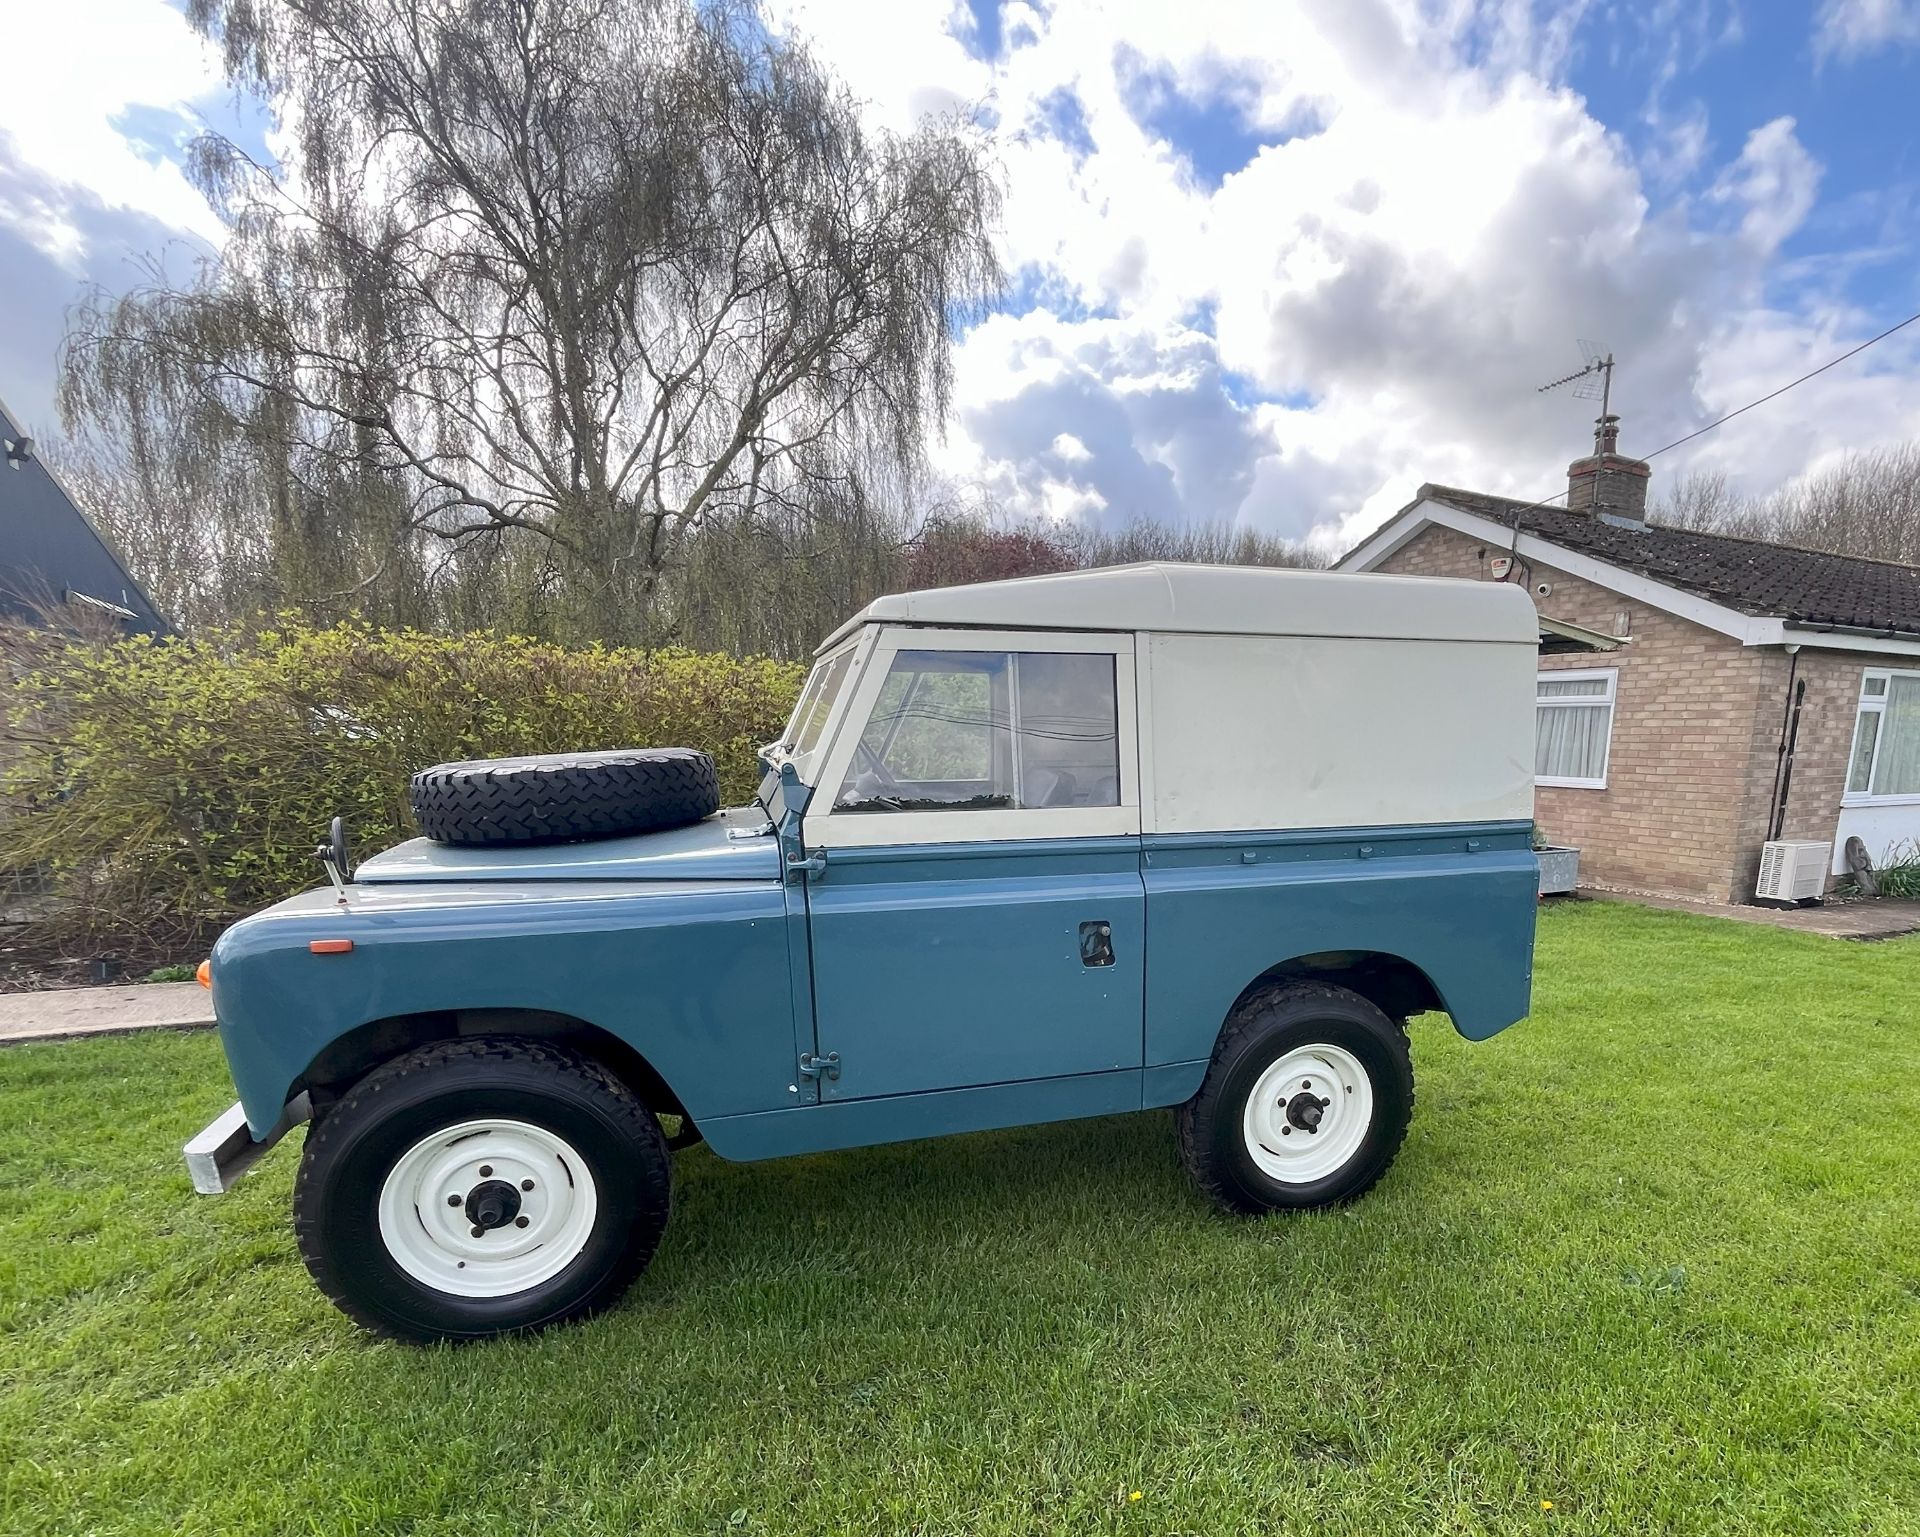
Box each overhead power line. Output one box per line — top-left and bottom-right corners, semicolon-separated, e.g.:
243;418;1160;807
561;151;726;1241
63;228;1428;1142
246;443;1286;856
1642;307;1920;462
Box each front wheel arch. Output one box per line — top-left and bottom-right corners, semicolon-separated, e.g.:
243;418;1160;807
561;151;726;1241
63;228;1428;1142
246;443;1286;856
293;1008;690;1127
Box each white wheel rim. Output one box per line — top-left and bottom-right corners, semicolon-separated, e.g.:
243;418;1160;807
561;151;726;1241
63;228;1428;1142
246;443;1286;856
376;1119;599;1299
1241;1044;1375;1185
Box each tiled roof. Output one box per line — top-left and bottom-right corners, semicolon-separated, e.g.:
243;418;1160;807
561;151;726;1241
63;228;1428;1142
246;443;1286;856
1421;484;1920;637
0;397;169;635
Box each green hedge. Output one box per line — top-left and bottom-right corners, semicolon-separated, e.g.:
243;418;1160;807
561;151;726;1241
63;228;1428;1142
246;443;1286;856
0;622;804;957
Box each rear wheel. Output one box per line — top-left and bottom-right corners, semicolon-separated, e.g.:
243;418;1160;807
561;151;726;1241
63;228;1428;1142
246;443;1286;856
1176;981;1413;1214
294;1037;670;1342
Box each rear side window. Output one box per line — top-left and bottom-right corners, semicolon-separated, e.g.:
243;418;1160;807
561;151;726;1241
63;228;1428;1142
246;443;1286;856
835;650;1119;813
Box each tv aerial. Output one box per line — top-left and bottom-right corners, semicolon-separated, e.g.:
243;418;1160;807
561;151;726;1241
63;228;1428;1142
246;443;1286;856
1538;340;1614;418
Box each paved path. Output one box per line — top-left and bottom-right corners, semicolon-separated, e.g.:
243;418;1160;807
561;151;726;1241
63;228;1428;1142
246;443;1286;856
1578;888;1920;939
0;983;215;1045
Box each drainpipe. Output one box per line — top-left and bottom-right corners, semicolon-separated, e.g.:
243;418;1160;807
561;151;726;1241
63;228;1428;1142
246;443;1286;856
1767;646;1803;843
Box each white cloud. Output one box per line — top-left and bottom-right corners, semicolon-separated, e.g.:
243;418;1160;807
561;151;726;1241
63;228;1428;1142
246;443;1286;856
0;0;225;266
1815;0;1920;59
939;310;1271;528
8;0;1910;551
1710;117;1822;252
772;0;1916;551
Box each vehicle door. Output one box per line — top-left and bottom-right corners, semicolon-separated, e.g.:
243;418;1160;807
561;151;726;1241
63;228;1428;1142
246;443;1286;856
799;628;1144;1101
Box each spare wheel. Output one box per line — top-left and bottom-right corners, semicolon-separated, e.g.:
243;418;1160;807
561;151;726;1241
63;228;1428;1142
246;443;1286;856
409;747;720;846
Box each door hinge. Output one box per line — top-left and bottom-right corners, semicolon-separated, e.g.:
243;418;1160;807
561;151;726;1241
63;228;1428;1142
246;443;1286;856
786;850;827;881
797;1050;841;1082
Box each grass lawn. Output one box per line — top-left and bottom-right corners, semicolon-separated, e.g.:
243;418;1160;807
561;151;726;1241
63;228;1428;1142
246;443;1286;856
2;899;1918;1535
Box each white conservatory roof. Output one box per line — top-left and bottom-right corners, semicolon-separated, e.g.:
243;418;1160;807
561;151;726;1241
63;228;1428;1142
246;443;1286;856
819;561;1538;653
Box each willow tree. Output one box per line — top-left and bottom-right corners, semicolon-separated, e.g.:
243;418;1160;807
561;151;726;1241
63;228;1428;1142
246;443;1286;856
62;0;1000;640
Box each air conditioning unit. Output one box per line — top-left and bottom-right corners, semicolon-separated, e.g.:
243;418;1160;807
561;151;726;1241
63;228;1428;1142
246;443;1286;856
1755;840;1831;906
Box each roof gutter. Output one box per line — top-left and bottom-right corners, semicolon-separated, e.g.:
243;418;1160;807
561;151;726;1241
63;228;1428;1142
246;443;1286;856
1781;620;1920;643
1751;619;1920;658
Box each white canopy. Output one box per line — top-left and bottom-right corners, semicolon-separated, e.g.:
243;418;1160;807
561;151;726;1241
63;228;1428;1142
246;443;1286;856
819;561;1537;653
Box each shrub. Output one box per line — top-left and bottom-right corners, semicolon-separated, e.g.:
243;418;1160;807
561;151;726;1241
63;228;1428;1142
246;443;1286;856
0;621;804;958
1869;842;1920;900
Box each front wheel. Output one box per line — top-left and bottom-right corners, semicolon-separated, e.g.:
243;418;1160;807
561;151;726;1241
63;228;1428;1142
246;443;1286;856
294;1037;670;1342
1176;981;1413;1214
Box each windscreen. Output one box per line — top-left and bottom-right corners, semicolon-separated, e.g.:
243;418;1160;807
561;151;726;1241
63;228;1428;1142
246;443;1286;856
774;640;862;790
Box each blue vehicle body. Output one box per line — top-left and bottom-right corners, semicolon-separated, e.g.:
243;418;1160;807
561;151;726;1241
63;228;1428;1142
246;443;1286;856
209;804;1535;1161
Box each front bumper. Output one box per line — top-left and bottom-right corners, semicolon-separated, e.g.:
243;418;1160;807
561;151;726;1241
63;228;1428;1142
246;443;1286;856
183;1093;311;1194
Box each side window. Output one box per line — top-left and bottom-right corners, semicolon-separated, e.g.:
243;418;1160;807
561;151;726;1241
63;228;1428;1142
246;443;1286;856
1848;669;1920;798
1013;652;1120;808
790;648;855;756
1535;668;1616;789
835;649;1120;813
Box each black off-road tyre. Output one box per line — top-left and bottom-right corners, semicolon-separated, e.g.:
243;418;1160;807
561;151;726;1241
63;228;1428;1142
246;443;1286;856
1176;981;1414;1215
294;1037;670;1343
409;748;720;846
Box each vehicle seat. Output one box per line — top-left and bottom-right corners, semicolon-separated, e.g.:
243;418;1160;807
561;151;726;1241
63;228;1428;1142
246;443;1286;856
1021;767;1080;807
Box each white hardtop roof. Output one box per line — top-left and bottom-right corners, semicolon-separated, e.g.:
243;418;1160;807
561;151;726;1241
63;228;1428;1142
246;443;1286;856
817;561;1537;654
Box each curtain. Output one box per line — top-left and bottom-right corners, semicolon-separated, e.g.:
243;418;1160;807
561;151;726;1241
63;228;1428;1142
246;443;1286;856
1536;701;1611;780
1871;677;1920;796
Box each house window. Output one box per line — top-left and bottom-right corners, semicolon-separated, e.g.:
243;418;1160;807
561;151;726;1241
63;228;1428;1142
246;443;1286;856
1845;669;1920;802
834;649;1120;813
1536;668;1616;789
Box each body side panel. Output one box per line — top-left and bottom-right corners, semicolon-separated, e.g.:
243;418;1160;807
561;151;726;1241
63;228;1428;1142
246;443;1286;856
209;879;796;1136
1142;1058;1209;1106
700;1066;1143;1161
1142;820;1537;1074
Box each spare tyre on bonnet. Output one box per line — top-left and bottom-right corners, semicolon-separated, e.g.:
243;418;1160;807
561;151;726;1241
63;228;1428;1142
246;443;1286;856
408;747;720;846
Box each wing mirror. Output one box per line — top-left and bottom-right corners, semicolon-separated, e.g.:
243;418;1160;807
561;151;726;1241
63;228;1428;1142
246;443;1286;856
314;815;353;902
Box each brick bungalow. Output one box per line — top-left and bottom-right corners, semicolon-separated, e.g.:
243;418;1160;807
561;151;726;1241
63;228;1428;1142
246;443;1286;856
1337;418;1920;903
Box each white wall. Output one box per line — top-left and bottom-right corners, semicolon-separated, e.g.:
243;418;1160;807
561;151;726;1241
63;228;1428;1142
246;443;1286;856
1142;632;1537;834
1833;803;1920;874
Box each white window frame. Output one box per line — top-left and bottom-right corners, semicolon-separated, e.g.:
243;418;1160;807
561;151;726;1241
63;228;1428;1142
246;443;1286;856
776;629;878;787
804;626;1138;849
1842;666;1920;807
1535;666;1617;791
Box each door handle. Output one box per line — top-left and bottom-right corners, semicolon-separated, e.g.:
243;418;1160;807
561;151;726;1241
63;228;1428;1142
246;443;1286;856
1078;921;1115;968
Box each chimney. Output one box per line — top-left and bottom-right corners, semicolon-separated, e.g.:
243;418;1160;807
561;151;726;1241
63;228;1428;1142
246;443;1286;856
1566;414;1650;526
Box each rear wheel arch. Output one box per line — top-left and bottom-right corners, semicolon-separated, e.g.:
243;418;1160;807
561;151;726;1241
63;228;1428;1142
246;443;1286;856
293;1008;690;1125
1232;949;1446;1032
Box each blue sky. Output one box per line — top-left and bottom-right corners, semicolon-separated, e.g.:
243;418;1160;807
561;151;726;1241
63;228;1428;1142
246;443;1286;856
3;0;1918;550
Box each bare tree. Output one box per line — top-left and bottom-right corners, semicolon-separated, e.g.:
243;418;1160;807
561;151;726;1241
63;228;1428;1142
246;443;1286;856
1063;515;1331;571
62;0;1000;641
1651;469;1756;534
1654;442;1920;566
1767;442;1920;565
